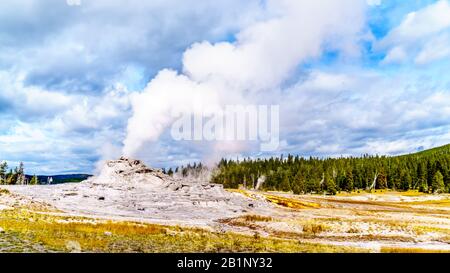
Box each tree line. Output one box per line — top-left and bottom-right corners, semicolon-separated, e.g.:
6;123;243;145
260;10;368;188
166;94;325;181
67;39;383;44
0;161;39;185
163;162;208;178
210;145;450;195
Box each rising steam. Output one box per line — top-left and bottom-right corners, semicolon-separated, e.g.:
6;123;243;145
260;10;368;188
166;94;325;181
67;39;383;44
122;0;367;159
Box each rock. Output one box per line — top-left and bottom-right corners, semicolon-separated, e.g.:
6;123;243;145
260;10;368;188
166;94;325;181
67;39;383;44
87;158;233;197
105;158;157;178
0;227;5;233
98;196;105;201
168;182;182;191
64;192;78;197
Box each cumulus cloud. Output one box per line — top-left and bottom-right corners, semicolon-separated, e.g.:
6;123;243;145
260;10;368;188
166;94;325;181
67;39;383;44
0;0;265;173
2;0;450;174
123;0;368;161
0;82;131;174
415;33;450;64
278;68;450;157
0;71;74;119
0;0;264;92
378;0;450;65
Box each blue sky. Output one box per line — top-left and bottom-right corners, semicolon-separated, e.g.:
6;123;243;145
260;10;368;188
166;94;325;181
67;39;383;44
1;0;450;174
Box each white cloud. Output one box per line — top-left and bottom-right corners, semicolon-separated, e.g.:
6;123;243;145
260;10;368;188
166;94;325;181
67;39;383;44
378;0;450;65
2;0;450;174
382;46;407;64
0;71;74;118
123;0;368;162
56;85;131;133
0;70;132;174
183;0;366;91
0;0;265;92
415;33;450;64
123;69;222;156
366;0;382;6
0;0;267;173
263;64;450;159
382;0;450;42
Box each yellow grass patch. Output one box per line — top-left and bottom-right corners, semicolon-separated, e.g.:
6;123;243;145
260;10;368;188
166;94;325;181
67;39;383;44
228;189;320;209
301;221;329;235
243;215;273;222
381;247;450;253
263;194;320;209
0;209;362;253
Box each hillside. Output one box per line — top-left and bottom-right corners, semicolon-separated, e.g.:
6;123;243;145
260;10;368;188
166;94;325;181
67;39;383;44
400;144;450;158
25;174;92;184
211;144;450;194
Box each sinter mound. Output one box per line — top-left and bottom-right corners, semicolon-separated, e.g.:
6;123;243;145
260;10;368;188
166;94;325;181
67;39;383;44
3;158;269;226
92;157;228;195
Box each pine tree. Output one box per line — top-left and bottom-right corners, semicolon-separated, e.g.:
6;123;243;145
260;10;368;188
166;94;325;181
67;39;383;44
342;171;354;192
324;173;337;195
210;145;450;195
427;161;435;188
30;175;39;185
292;171;306;194
0;161;7;185
6;169;16;185
376;170;387;189
418;178;428;193
432;171;445;193
416;163;426;189
279;175;291;192
336;173;346;191
16;162;25;185
401;172;412;191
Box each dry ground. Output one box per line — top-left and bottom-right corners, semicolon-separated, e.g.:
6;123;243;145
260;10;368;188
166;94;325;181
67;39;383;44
221;189;450;252
1;186;449;253
0;188;360;253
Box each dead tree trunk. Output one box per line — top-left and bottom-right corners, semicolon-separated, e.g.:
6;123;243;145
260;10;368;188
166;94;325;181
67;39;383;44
368;171;378;191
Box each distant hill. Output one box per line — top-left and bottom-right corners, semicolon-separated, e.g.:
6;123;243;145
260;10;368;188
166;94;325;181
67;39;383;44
402;144;450;158
25;174;92;184
211;143;450;194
